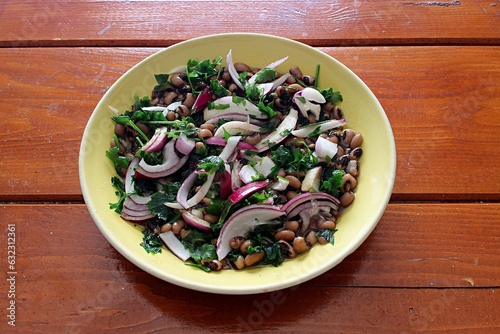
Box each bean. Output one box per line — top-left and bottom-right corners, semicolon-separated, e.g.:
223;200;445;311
317;219;336;230
170;74;185;88
172;220;185;235
278;168;286;177
203;260;223;271
285;175;301;189
328;135;339;144
342;173;357;192
278;240;297;258
200;123;215;131
164;91;178;105
183;93;195;108
136;122;150;136
221;70;231;81
275;229;296;242
195;141;205;151
286;75;297;84
234;62;251;72
198;128;213;139
230;236;245;249
191;209;204;218
341;129;356;147
332;106;343;120
166;110;176;121
286;190;299;201
228;83;238;92
203;213;219;224
284;220;300;232
243;133;261;145
303;75;315;86
160;223;172;233
286;83;303;95
114;123;125;137
176;105;190;118
293;237;310;254
240;240;253;254
347;160;359;177
308;114;318;124
336;154;350;169
305;231;318;246
109;138;116;148
234;255;246;270
244;252;265;267
289;66;303;79
180;229;191;240
340;191;355;207
349;147;363;160
350;133;363;149
336;146;345;157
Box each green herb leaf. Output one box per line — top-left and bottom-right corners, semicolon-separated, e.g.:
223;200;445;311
320;168;344;196
109;176;126;213
321;87;343;105
254;68;276;84
147;191;179;222
197;156;225;174
140;230;163;254
316;229;337;245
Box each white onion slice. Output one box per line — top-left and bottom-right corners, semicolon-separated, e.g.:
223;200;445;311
160;231;191;261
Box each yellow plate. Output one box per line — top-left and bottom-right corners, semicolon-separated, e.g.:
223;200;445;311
79;33;396;295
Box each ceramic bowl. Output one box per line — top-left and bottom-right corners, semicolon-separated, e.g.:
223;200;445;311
79;33;396;294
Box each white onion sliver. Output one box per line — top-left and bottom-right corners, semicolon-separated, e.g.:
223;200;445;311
160;231;191;261
125;157;140;194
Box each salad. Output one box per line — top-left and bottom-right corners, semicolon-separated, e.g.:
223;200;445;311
106;50;363;272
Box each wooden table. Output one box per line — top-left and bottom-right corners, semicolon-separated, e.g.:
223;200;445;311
1;1;499;332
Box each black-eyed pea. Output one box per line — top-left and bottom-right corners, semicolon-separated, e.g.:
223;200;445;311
172;220;185;235
305;231;318;246
332;106;343;120
293;237;310;254
285;175;301;189
349;147;363;160
234;255;246;270
234;62;251;72
183;93;195;108
341;129;356;147
203;260;223;271
203;213;219;224
166;110;177;121
347;160;359;177
289;66;303;79
170;73;185;88
176;105;190;118
342;173;358;192
200;123;215;132
244;252;265;267
114;123;126;137
340;191;355;207
230;236;245;249
164;91;178;105
317;219;336;230
284;220;300;232
198;128;213;140
286;190;299;201
278;240;297;258
240;240;253;254
275;229;296;242
303;75;315;86
160;224;172;233
350;133;363;149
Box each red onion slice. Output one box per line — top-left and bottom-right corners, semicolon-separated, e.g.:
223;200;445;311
175;132;195;155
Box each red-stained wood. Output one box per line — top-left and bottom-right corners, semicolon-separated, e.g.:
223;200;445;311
0;47;498;200
0;0;499;47
0;204;499;333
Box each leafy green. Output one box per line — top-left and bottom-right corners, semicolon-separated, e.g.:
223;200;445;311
320;168;344;196
197;156;225;174
316;229;337;245
109;176;126;213
132;94;152;110
186;57;222;92
111;115;149;142
204;198;225;215
253;68;276;84
270;142;318;176
140;230;163;254
153;74;170;92
321;87;343;105
181;230;217;264
210;79;230;98
147;191;180;222
106;135;131;173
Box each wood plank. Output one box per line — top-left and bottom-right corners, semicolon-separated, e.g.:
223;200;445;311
0;203;498;289
0;47;498;200
0;0;499;47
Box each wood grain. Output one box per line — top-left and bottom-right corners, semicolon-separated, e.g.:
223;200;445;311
1;0;499;47
0;46;498;200
0;203;499;333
